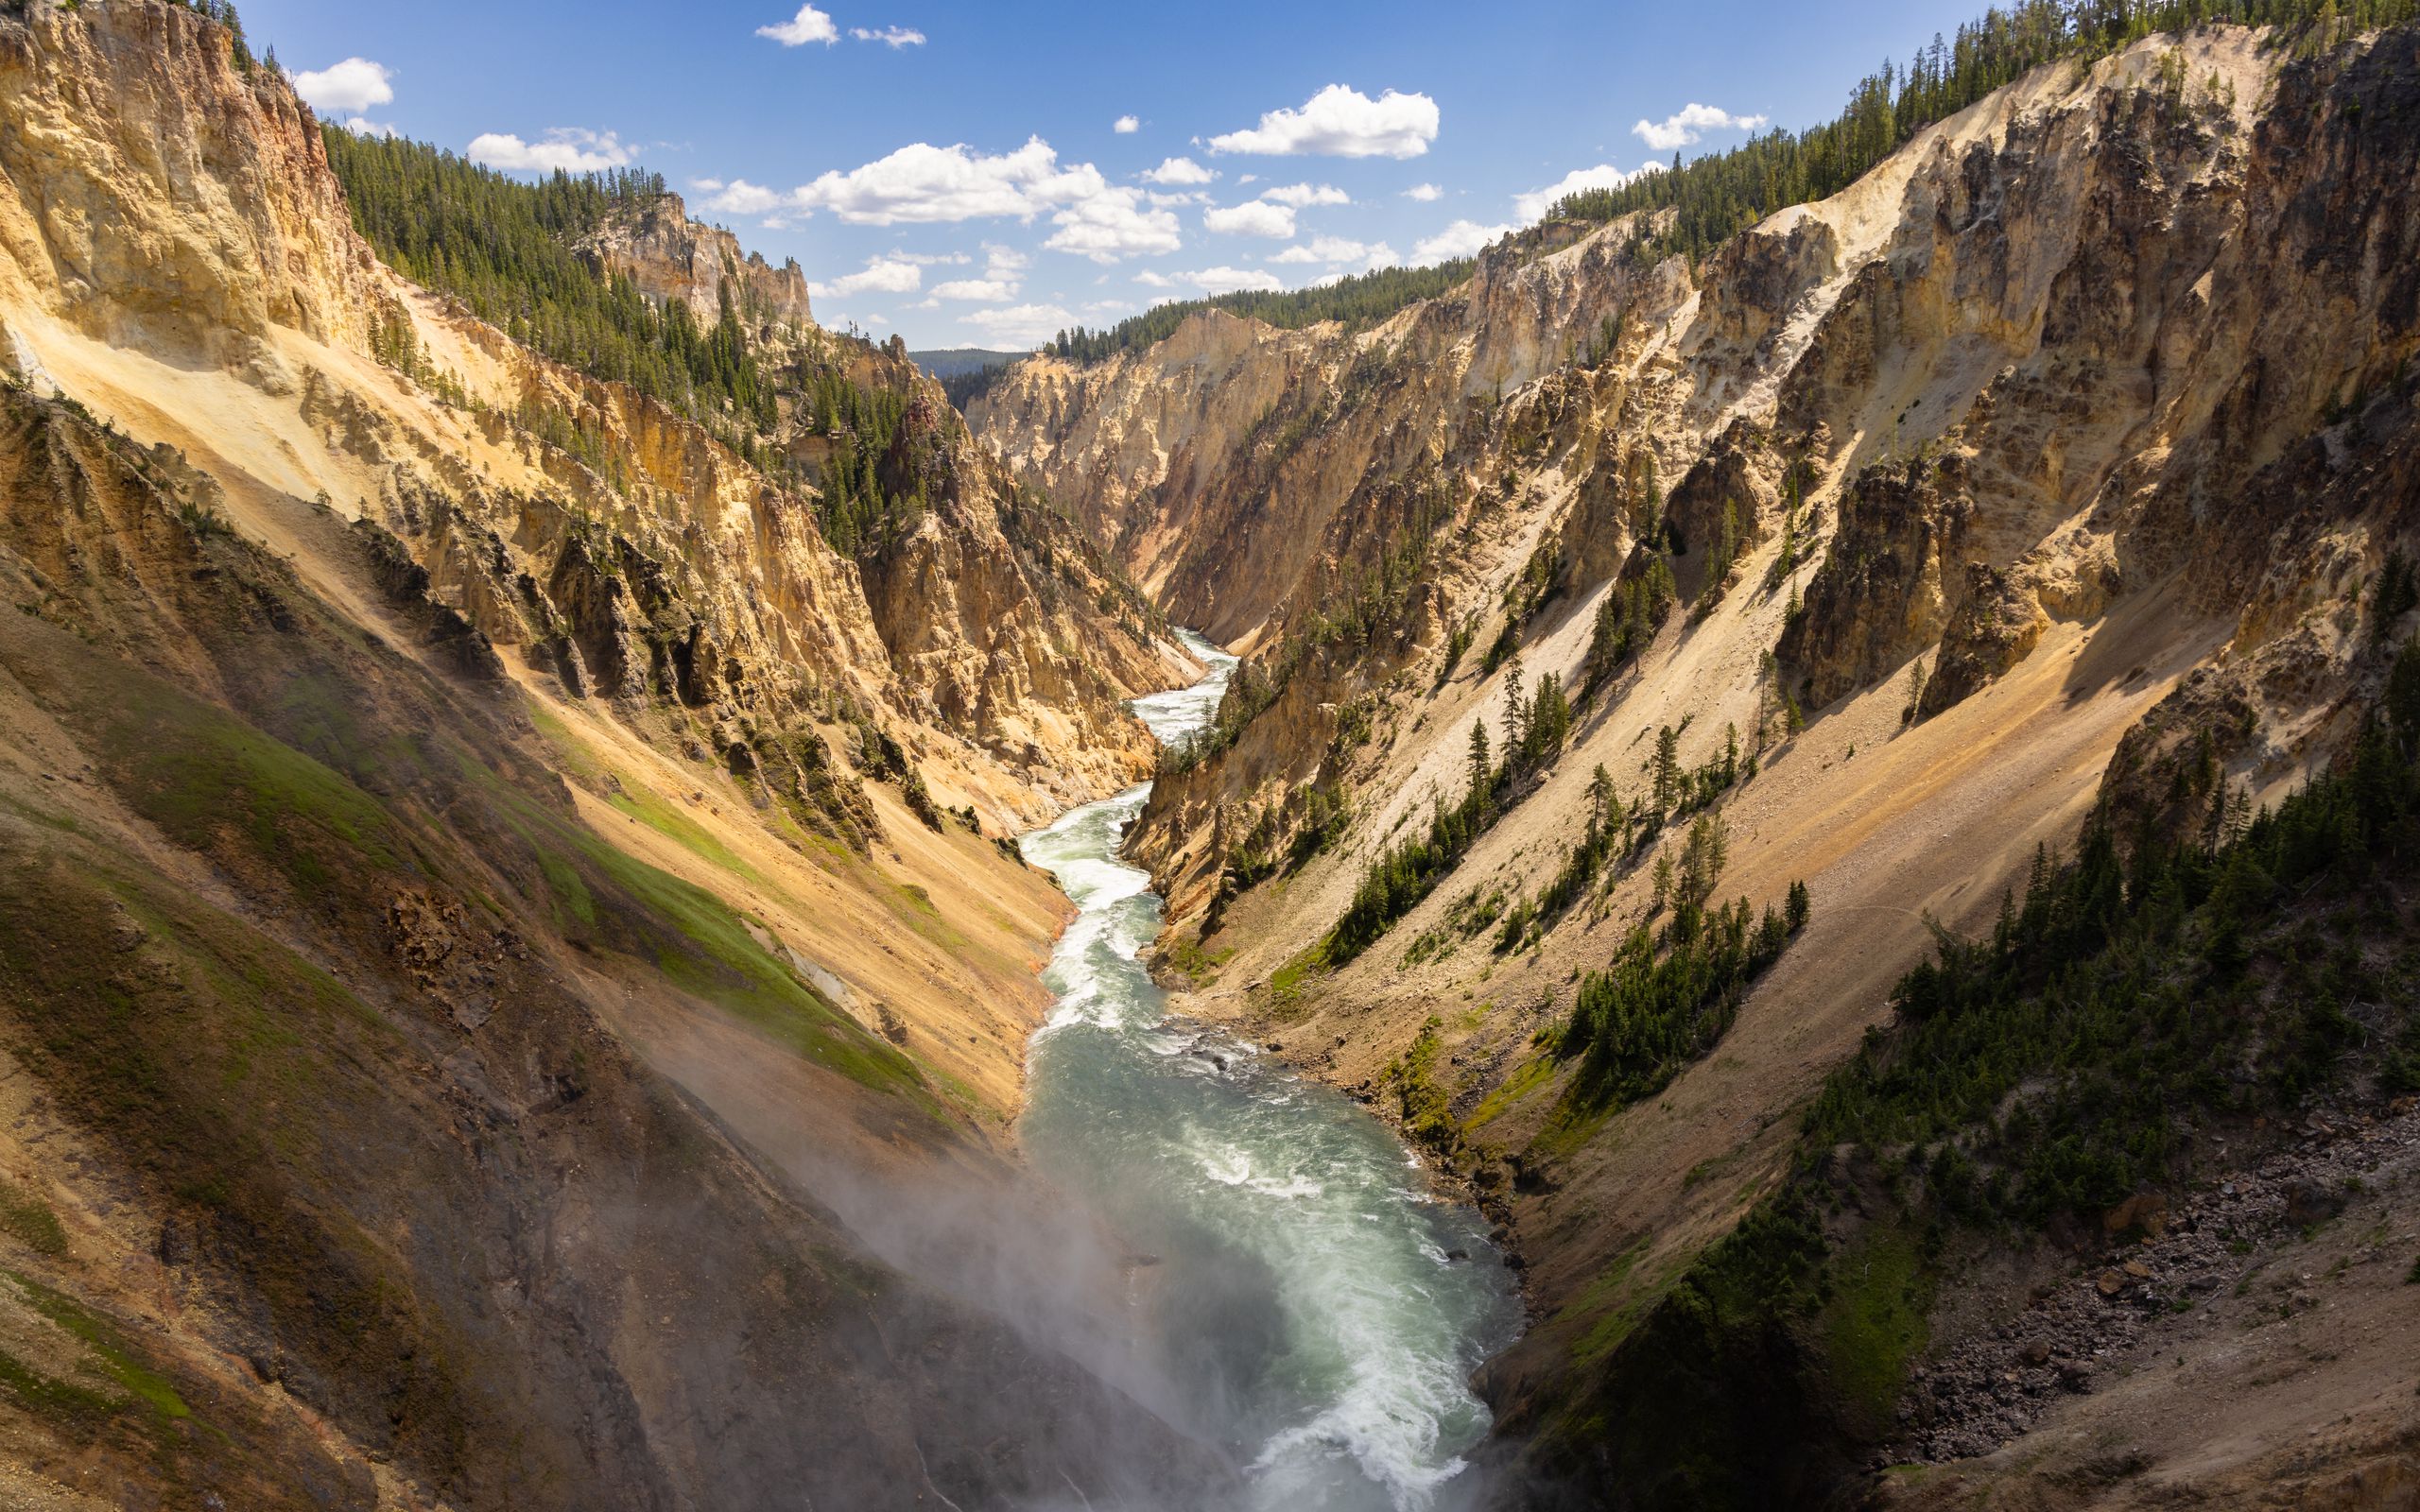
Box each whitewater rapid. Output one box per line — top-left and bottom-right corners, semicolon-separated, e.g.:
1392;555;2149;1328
1018;631;1521;1512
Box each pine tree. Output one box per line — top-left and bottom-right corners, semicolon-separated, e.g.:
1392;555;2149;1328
1652;725;1683;814
1501;655;1529;755
1589;764;1617;834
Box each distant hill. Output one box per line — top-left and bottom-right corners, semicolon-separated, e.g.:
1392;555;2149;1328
909;347;1028;379
911;348;1028;409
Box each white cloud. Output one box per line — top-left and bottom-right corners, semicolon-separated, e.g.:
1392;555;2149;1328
1269;234;1387;266
882;249;972;265
694;177;786;215
1260;182;1350;207
1402;182;1443;201
1411;218;1515;263
1146;190;1208;208
1203;199;1296;238
1179;266;1285;294
704;139;1177;261
758;5;838;45
467;128;633;174
1141;156;1217;186
341;117;401;139
962;302;1076;347
1045;185;1183;263
1514;163;1653;222
851;25;925;46
293;57;394;115
1114;114;1140;134
1133;270;1173;287
790;137;1093;225
1208;84;1439;160
982;242;1030;274
1632;102;1769;152
930;278;1016;301
809;256;925;298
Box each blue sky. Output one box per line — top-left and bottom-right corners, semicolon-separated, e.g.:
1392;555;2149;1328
246;0;1981;350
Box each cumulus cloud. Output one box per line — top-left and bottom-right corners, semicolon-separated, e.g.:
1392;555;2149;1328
467;128;633;174
1044;185;1183;263
1514;163;1653;222
1178;266;1285;294
340;118;402;139
808;255;925;298
1402;182;1443;201
1411;218;1515;262
1208;84;1439;159
695;138;1177;261
293;57;395;115
1260;182;1349;207
1141;156;1217;186
852;25;925;46
961;302;1076;347
1114;115;1140;134
1133;270;1173;288
1633;102;1769;152
1269;234;1395;268
790;137;1090;224
932;277;1017;301
928;243;1028;301
758;4;838;44
1202;199;1296;238
1147;189;1208;208
693;177;787;215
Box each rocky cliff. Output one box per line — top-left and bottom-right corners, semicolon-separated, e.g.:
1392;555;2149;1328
0;3;1207;1507
576;189;816;333
975;17;2420;1508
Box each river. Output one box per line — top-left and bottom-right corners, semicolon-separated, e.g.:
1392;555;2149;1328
1017;630;1522;1511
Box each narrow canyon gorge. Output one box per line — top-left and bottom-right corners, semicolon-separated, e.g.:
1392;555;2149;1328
0;3;2415;1510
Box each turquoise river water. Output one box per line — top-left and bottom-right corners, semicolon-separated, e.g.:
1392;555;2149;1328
1017;632;1521;1511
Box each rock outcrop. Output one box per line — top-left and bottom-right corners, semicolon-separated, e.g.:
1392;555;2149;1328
576;189;816;333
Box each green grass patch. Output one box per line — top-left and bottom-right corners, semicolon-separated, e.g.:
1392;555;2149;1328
1468;1051;1555;1128
475;775;931;1105
1267;944;1328;1021
0;1345;124;1433
72;665;407;900
6;1271;190;1422
523;696;606;782
1818;1227;1931;1429
607;781;765;887
1384;1016;1459;1154
0;1178;69;1257
1564;1233;1655;1366
1158;936;1234;989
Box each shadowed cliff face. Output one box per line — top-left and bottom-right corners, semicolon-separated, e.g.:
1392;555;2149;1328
973;20;2420;1508
0;382;1232;1511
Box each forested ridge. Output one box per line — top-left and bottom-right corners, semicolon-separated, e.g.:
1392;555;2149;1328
1043;260;1477;367
322;129;783;438
320;129;970;558
1547;0;2420;265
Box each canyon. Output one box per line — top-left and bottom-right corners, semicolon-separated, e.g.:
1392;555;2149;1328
0;1;2413;1509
